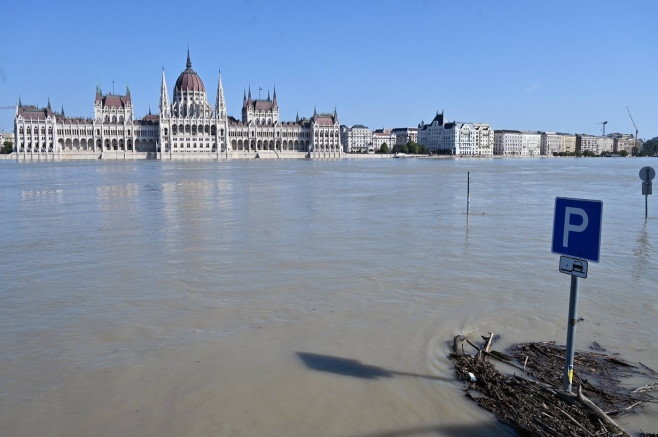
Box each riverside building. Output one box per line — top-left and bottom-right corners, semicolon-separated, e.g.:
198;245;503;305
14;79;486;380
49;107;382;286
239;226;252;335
340;124;372;153
13;51;341;160
540;132;562;156
417;112;493;156
371;129;396;152
575;134;613;155
560;133;576;154
390;127;418;148
608;133;636;154
493;130;541;156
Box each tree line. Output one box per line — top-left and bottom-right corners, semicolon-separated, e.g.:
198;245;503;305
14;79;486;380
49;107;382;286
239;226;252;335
377;141;429;154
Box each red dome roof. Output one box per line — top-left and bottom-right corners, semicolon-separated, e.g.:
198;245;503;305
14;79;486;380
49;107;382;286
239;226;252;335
175;70;205;92
174;51;205;93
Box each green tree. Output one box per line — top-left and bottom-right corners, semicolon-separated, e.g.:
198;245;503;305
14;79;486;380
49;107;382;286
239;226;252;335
406;141;419;154
619;150;628;157
379;143;390;154
1;141;13;154
640;137;658;156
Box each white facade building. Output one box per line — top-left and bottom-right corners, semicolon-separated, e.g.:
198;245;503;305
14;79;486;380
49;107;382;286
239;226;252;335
443;122;477;155
418;112;492;155
14;51;341;160
576;134;598;154
340;124;372;153
390;127;418;148
473;123;494;156
14;90;159;159
494;130;522;156
493;130;540;156
540;132;562;156
576;134;614;154
597;136;614;154
521;131;541;156
417;112;445;153
371;130;395;152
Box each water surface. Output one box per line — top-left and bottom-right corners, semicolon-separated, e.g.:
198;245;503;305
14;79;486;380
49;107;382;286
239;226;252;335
1;158;656;436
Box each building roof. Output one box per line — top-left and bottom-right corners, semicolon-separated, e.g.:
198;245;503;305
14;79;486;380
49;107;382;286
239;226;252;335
174;50;205;93
253;100;275;111
16;105;55;121
432;111;445;125
102;95;128;108
313;113;336;126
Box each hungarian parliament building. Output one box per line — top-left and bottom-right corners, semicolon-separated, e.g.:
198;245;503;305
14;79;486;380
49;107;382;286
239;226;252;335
13;52;342;160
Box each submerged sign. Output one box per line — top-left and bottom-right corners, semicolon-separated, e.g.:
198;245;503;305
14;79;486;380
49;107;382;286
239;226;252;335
552;197;602;263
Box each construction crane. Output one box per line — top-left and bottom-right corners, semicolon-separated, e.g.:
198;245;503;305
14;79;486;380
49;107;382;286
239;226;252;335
597;121;608;136
0;106;16;110
626;106;638;152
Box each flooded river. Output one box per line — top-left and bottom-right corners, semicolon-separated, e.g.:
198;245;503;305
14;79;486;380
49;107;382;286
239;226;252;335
1;157;656;436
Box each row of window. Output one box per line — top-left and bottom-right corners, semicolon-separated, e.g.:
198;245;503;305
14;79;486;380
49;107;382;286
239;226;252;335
18;127;52;134
172;143;214;149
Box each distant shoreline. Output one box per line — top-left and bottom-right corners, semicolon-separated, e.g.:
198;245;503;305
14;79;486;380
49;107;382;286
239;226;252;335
0;152;647;161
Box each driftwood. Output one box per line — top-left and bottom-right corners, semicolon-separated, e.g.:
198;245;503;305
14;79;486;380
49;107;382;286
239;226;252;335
451;334;657;437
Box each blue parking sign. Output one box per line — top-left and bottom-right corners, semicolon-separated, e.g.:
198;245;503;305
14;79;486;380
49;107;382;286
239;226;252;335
552;197;602;262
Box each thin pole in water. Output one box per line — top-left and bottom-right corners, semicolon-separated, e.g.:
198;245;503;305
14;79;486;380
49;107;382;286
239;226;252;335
467;172;470;216
563;275;580;392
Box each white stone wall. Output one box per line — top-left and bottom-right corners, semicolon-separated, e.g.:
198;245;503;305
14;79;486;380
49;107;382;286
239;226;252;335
494;131;522;156
521;132;541;156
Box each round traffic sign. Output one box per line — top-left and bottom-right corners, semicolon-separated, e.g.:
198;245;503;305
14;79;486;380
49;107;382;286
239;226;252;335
639;166;655;182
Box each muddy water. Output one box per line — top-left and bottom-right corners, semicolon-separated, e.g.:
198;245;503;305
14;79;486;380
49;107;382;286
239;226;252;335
1;158;656;436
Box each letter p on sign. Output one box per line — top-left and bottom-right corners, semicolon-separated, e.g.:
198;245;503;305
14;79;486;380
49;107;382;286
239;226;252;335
562;207;588;247
552;198;602;263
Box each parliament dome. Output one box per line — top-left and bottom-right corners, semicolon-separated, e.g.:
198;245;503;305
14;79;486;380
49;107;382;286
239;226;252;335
174;51;205;93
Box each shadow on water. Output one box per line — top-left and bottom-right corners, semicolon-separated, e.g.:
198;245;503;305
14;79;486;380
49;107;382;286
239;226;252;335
297;353;510;436
346;423;512;437
296;352;451;382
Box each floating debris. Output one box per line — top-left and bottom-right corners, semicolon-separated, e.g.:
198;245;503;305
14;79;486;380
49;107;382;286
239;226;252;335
451;333;657;437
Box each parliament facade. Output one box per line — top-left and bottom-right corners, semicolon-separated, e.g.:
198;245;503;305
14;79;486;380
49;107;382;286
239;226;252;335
13;52;341;160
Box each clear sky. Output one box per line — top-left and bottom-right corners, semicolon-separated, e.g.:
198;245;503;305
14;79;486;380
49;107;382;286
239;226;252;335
1;0;656;139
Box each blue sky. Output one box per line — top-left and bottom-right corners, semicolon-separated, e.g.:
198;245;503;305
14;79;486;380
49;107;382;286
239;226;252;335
1;0;657;139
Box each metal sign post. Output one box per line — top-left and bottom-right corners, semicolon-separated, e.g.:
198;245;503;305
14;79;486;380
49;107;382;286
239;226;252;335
564;275;579;392
639;166;655;220
552;197;602;393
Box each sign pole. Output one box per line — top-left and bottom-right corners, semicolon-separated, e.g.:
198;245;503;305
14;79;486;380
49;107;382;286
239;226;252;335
639;166;655;221
563;275;579;392
553;197;602;393
467;172;470;216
